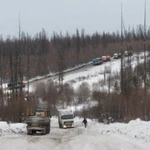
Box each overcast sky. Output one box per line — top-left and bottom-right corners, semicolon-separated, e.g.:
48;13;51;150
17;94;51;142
0;0;149;38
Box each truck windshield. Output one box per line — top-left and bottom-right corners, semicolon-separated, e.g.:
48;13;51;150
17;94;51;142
61;115;73;120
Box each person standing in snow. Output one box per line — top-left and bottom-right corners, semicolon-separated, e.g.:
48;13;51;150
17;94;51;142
82;118;87;128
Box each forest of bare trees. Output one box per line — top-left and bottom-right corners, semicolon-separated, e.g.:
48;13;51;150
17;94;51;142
0;24;150;123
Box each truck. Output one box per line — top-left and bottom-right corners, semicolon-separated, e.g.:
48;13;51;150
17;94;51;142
124;50;133;56
92;57;103;66
57;109;74;128
25;108;51;135
102;55;111;62
113;53;122;59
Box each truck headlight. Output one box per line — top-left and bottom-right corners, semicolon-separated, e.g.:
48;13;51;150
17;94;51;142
63;125;66;128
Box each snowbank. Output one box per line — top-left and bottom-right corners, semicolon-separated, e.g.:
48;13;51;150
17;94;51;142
87;118;150;142
0;121;27;136
0;118;150;143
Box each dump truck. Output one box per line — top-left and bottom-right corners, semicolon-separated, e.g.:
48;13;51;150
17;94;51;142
57;109;74;128
25;108;51;135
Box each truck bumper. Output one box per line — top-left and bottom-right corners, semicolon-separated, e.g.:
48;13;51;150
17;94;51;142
27;127;46;134
63;124;74;128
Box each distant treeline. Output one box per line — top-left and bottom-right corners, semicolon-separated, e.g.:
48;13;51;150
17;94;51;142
0;25;150;82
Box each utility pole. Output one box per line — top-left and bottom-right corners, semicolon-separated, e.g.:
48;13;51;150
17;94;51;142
18;14;23;94
144;0;147;93
143;0;148;120
119;3;124;120
27;39;30;101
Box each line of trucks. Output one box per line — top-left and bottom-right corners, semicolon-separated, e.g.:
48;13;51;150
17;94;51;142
92;50;133;66
25;108;74;135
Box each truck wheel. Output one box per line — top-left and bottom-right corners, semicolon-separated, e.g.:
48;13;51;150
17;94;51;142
46;127;50;134
45;124;50;134
27;130;33;135
48;124;50;133
32;130;36;134
27;132;32;135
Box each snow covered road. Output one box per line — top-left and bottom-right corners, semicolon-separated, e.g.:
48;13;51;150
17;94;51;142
0;117;150;150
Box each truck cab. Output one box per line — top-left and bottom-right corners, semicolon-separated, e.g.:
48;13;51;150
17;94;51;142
57;109;74;128
92;57;103;66
113;53;122;59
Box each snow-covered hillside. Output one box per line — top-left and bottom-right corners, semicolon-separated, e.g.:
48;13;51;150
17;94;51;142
1;51;145;93
55;52;145;91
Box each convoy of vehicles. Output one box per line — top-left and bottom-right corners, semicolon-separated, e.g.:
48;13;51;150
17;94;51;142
57;109;74;128
25;108;51;135
92;50;133;65
25;108;75;135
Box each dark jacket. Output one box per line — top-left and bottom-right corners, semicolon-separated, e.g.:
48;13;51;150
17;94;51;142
83;118;87;124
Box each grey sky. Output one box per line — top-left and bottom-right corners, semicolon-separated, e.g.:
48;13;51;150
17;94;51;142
0;0;149;38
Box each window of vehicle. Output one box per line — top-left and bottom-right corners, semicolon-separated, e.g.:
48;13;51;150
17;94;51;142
61;115;74;120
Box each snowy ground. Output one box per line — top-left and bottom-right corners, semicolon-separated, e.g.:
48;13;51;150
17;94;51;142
0;117;150;150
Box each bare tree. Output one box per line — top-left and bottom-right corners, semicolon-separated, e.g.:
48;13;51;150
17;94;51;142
76;82;90;104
